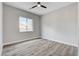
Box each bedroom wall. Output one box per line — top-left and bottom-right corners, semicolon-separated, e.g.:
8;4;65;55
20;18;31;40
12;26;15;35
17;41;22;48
3;4;41;45
41;3;78;47
78;3;79;56
0;2;3;55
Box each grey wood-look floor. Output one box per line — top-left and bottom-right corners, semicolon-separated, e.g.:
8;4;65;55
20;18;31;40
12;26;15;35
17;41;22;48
2;39;78;56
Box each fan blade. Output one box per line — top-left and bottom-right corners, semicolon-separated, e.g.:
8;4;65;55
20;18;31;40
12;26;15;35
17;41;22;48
30;5;37;9
41;5;47;8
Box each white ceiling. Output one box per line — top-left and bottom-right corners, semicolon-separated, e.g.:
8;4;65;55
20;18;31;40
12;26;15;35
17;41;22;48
4;2;74;16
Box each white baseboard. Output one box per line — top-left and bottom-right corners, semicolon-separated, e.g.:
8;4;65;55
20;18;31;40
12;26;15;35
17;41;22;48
0;44;2;56
42;38;78;47
3;37;41;46
3;37;78;48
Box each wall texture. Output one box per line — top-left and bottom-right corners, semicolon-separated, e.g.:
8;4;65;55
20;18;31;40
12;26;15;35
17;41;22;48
78;3;79;56
0;2;3;55
3;4;41;45
41;3;78;47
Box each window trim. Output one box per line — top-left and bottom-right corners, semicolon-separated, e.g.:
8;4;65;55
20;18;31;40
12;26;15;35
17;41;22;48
19;16;33;32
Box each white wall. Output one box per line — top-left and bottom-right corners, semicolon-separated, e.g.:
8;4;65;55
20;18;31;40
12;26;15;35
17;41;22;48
77;2;79;56
0;2;3;55
3;4;41;45
41;3;78;47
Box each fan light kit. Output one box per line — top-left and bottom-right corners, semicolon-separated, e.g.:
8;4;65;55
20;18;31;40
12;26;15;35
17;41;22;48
30;2;47;9
37;4;41;7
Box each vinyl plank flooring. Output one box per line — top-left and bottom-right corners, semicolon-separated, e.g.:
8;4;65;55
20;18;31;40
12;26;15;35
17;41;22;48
2;39;78;56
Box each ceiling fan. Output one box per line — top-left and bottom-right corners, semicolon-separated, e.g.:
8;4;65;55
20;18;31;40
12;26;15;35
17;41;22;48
30;2;47;9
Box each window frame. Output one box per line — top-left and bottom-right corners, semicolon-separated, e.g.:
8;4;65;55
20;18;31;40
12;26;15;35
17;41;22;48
19;16;33;32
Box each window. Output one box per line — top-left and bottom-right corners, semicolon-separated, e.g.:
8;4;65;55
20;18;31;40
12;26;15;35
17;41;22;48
19;16;33;32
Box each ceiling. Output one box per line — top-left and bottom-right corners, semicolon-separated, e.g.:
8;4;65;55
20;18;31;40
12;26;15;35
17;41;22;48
4;2;74;16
